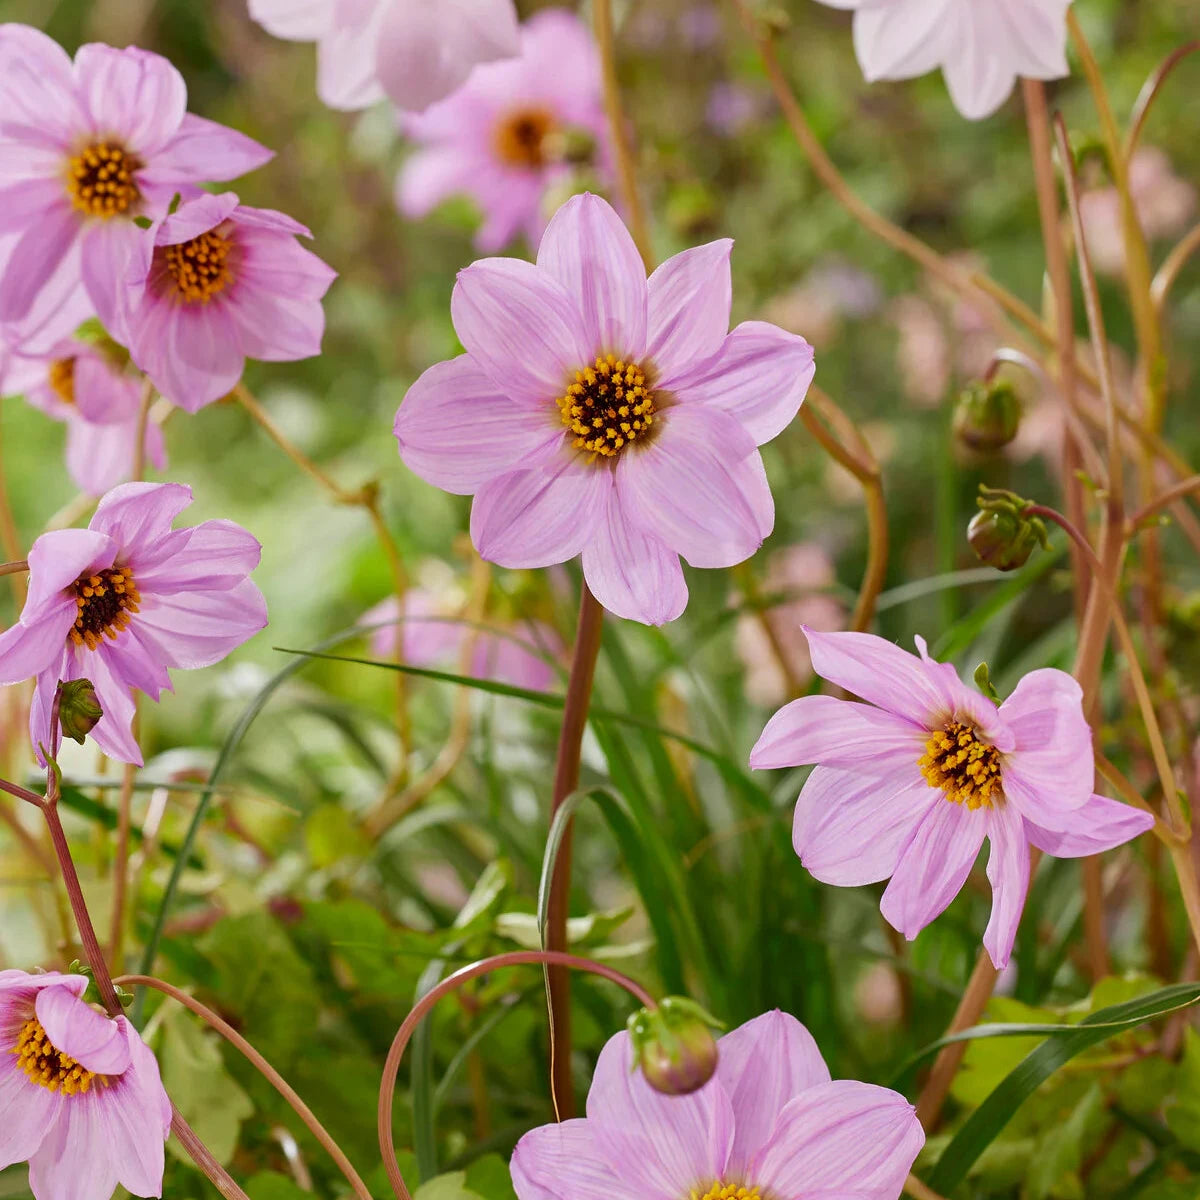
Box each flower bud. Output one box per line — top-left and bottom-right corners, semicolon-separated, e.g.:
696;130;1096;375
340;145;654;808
56;679;103;744
967;487;1048;572
952;379;1020;452
627;997;721;1095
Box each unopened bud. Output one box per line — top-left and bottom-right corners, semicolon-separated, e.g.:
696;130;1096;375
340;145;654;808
967;487;1048;572
953;379;1020;452
627;997;722;1095
57;679;103;744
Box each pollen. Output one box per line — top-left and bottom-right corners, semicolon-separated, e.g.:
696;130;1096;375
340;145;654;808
691;1183;761;1200
49;358;77;406
557;354;656;459
66;142;142;218
493;106;559;169
70;566;140;651
164;229;235;303
12;1018;101;1096
919;720;1003;809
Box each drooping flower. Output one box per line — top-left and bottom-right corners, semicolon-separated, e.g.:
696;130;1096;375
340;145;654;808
0;339;165;496
0;26;272;339
364;590;562;691
511;1010;923;1200
750;629;1156;967
247;0;519;113
397;9;610;253
0;970;172;1200
120;192;337;413
814;0;1072;120
394;193;815;626
0;482;268;765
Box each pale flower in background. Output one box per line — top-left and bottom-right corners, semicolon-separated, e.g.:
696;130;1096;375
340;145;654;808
763;260;881;350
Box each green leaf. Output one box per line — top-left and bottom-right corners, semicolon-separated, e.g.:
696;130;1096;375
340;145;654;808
242;1173;313;1200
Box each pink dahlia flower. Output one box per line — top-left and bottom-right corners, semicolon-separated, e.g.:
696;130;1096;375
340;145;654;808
750;629;1156;967
0;970;171;1200
0;25;272;339
120;192;336;413
0;482;268;765
815;0;1072;120
397;9;610;253
364;590;562;691
248;0;519;113
512;1010;923;1200
394;194;815;626
1;339;165;496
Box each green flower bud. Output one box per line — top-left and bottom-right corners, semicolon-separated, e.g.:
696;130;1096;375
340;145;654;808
967;487;1049;572
953;379;1021;452
56;679;103;745
627;997;722;1096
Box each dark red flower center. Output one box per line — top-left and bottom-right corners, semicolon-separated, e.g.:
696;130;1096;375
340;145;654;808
70;566;141;651
557;355;657;459
66;142;142;218
919;720;1002;809
13;1017;104;1096
163;229;235;304
493;106;559;169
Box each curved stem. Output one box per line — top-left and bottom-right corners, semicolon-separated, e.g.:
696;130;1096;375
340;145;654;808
0;559;28;577
116;974;372;1200
171;1112;251;1200
1152;223;1200;316
378;950;655;1200
1126;40;1200;161
1129;473;1200;529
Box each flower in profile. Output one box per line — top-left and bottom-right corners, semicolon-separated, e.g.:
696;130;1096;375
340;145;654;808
0;26;272;338
0;969;172;1200
121;193;336;413
397;9;610;253
248;0;519;113
1;339;165;496
394;193;815;626
750;629;1156;966
512;1010;923;1200
815;0;1072;120
0;482;267;765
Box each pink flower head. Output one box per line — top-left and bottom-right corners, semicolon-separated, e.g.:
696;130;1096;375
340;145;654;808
121;192;336;412
0;26;272;341
750;629;1156;967
364;591;562;691
1;339;165;496
397;9;610;253
248;0;519;113
0;970;171;1200
394;194;815;626
512;1010;923;1200
815;0;1072;120
0;482;268;765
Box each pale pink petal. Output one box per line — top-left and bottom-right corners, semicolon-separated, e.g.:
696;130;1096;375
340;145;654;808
69;353;140;424
89;482;192;550
750;694;926;771
395;355;564;495
27;1090;119;1200
104;1021;172;1193
982;801;1031;969
581;489;687;625
68;645;142;765
79;220;144;338
248;0;334;39
912;635;1013;749
670;321;814;445
0;25;83;146
0;178;68;235
715;1010;830;1176
853;0;955;81
132;579;268;670
0;1056;59;1172
939;8;1019;120
470;449;612;568
881;799;986;940
510;1119;620;1200
646;240;732;383
396;147;479;218
224;279;329;363
34;986;130;1076
0;202;80;324
451;258;590;403
0;602;79;685
64;417;145;496
147;114;273;186
73;45;186;159
132;299;246;413
793;766;938;887
316;13;386;110
132;521;262;594
537;193;648;359
26;528;115;609
153;192;240;246
1025;793;1155;858
751;1080;923;1200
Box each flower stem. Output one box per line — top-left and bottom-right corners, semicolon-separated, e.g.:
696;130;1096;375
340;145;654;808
545;585;605;1119
0;558;28;576
1128;473;1200;529
378;949;655;1200
132;378;155;482
1152;222;1200;315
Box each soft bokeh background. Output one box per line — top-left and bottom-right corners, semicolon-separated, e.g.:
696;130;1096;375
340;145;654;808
1;0;1200;1197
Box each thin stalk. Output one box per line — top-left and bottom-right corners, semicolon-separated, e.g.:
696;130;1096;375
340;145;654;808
1126;41;1200;159
1129;474;1200;529
0;559;28;576
131;379;155;482
108;754;137;970
378;950;655;1200
545;586;605;1119
1152;223;1200;315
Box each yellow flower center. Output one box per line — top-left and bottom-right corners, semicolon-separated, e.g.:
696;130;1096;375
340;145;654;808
49;358;76;407
557;354;656;459
66;142;142;218
12;1017;103;1096
692;1184;761;1200
918;720;1003;809
164;229;235;303
70;566;140;651
493;106;559;169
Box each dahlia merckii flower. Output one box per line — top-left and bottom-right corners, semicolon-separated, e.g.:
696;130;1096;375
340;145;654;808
0;339;165;496
511;1010;923;1200
248;0;519;113
815;0;1072;120
0;482;267;765
397;9;610;253
0;25;271;339
750;629;1156;967
394;194;815;626
0;970;171;1200
121;192;337;412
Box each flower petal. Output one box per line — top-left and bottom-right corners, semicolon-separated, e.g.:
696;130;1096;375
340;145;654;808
0;1055;59;1172
148;113;273;186
510;1119;621;1200
34;986;130;1076
0;24;83;147
132;579;267;670
130;521;262;594
983;801;1031;969
248;0;333;39
852;0;955;81
1025;793;1155;858
107;1020;172;1194
26;528;115;611
74;44;187;157
79;219;143;338
0;201;80;325
89;482;192;551
27;1091;119;1200
67;644;142;766
646;240;732;383
0;600;79;686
